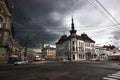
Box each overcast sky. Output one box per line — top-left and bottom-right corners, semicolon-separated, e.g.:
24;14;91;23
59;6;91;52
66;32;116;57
9;0;120;48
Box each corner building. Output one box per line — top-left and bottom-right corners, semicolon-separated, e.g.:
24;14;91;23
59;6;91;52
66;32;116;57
56;18;95;61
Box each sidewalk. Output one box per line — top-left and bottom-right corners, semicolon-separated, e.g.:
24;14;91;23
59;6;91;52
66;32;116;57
0;64;14;67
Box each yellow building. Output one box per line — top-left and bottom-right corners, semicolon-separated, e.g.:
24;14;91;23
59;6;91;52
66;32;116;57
42;46;56;61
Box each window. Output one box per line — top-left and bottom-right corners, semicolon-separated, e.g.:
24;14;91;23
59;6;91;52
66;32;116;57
79;42;80;46
65;43;69;50
72;41;74;45
0;9;2;12
73;47;75;51
0;33;1;37
0;16;3;28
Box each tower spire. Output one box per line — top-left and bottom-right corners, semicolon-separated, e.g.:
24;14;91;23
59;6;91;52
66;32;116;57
70;16;77;35
71;15;74;30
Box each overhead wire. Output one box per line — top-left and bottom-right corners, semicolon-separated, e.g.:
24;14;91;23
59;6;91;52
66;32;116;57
86;0;117;28
87;0;109;21
83;0;120;45
85;0;120;33
95;0;120;25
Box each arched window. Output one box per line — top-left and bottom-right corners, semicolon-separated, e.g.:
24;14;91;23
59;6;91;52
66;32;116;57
0;16;3;28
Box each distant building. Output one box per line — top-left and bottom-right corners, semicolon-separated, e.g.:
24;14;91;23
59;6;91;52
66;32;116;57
42;43;50;49
0;0;17;64
102;45;116;51
94;45;118;61
107;46;120;61
56;17;95;61
21;48;41;62
42;45;56;60
95;46;109;60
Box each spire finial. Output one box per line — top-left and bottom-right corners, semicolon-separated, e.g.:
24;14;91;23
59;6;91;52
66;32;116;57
72;15;74;23
70;16;77;35
71;15;74;30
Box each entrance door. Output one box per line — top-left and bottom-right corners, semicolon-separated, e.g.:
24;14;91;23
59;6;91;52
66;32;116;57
73;54;75;60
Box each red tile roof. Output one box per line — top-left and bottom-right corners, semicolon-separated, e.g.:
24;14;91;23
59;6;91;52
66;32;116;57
102;45;116;50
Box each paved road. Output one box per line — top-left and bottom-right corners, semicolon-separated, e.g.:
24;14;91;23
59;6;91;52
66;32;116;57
0;61;120;80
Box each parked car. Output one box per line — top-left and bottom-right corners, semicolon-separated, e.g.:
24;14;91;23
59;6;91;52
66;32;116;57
34;56;41;61
14;60;28;65
41;58;45;61
91;58;100;61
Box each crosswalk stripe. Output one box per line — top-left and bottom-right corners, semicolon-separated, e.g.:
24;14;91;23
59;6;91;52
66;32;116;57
108;75;120;79
115;71;120;75
103;77;118;80
111;74;120;76
102;71;120;80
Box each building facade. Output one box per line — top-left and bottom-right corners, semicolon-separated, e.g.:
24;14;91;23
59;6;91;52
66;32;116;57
95;46;109;61
42;46;56;61
0;0;17;64
108;48;120;61
56;18;95;61
94;45;117;61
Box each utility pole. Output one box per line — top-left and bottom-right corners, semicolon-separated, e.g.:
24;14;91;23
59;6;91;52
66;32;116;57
24;32;29;61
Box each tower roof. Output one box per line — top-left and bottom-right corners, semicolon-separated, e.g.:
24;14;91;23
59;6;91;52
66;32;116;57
70;16;77;35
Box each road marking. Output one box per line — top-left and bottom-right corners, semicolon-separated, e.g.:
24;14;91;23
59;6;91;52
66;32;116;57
108;75;120;79
103;71;120;80
103;77;118;80
112;74;120;76
115;71;120;75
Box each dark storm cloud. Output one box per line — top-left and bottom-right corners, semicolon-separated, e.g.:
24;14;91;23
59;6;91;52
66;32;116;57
10;0;87;48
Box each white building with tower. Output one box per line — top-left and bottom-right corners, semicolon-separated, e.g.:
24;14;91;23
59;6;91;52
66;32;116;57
56;17;95;61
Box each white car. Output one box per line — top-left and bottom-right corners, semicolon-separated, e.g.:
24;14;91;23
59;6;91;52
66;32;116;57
14;61;28;65
91;58;100;61
41;58;45;61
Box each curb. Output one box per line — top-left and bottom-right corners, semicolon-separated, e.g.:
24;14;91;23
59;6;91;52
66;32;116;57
0;64;14;67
